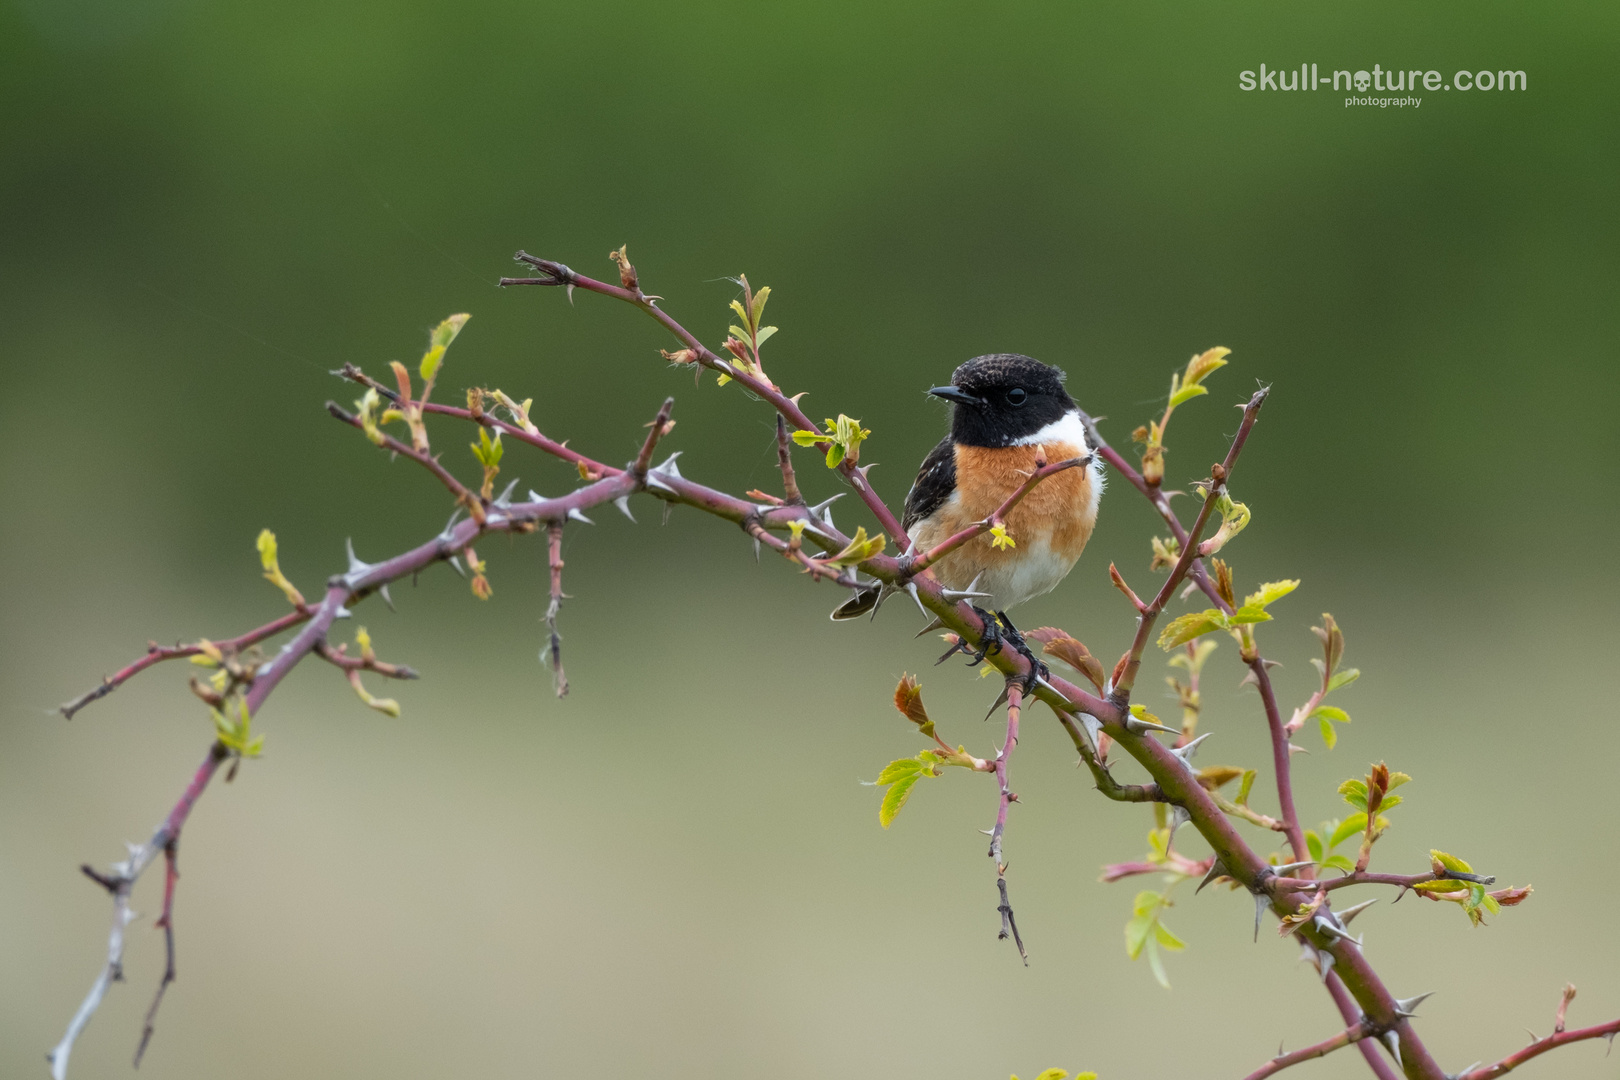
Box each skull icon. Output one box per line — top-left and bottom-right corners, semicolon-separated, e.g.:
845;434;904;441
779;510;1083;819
1353;70;1372;92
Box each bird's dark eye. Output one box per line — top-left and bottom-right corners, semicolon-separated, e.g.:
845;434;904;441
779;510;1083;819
1006;387;1027;406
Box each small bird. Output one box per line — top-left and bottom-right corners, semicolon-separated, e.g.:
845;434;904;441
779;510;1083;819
833;353;1103;672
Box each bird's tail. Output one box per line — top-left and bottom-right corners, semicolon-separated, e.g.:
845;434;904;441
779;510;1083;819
830;585;883;621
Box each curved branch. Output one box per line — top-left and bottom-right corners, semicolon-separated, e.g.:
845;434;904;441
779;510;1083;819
1455;1016;1620;1079
500;253;911;548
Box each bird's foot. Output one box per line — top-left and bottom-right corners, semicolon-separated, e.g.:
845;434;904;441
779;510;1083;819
964;606;1005;666
993;610;1048;694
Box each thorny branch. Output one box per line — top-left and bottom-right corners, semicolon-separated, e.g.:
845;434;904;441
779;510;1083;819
1243;1019;1370;1080
1452;984;1620;1079
990;684;1027;965
49;248;1617;1080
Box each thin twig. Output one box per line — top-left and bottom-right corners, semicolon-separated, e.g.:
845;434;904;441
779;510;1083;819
1242;1019;1369;1080
59;610;308;720
133;843;180;1068
545;522;568;698
775;415;804;506
501;252;911;548
1454;1016;1620;1078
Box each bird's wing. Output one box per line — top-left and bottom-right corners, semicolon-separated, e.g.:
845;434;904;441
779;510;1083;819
903;435;957;532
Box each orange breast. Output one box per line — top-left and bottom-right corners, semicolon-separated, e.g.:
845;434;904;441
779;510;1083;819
953;442;1096;558
911;441;1097;594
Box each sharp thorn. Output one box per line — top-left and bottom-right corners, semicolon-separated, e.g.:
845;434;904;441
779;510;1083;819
1077;713;1103;755
752;536;761;561
614;496;636;522
1168;732;1211;767
650;451;683;478
568;507;594;525
807;493;845;518
1167;804;1189;836
565;282;575;305
378;584;395;612
1254;892;1267;942
334;605;352;619
1125;716;1181;735
1270;860;1315;876
493;478;520;507
644;474;678;494
1197;858;1228;894
528;489;547;503
439;507;463;541
914;616;947;638
905;582;929;617
1313;914;1361;947
1381;1030;1402;1069
940;587;993;601
345;538;372;576
1393;991;1434;1018
1336;897;1379;925
661;500;673;525
982;688;1010;723
448;555;466;578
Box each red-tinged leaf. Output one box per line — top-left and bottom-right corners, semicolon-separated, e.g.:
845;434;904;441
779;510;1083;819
893;674;932;731
1027;629;1107;692
1493;884;1533;907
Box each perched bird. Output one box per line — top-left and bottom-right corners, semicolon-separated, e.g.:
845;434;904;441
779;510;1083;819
833;353;1103;672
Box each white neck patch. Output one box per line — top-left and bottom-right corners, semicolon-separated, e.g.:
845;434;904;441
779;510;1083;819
1011;410;1090;450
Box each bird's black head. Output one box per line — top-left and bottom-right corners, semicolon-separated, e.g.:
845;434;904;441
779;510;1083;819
929;353;1075;448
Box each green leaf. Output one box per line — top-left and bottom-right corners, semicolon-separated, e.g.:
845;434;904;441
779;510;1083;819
1145;938;1170;988
874;758;924;786
1157;610;1228;649
1386;770;1412;790
1234;769;1256;807
879;773;921;828
790;429;824;446
1330;814;1367;849
749;284;771;326
1338;778;1368;811
753;325;777;347
1153;921;1187;951
1482;893;1501;915
1167;382;1210;409
1311;705;1352;724
825;526;887;567
1327;668;1361;692
419;313;469;384
1305;830;1324;863
1034;1070;1068;1080
1322;854;1355;873
825;442;845;468
1318;715;1337;749
1242;580;1299;610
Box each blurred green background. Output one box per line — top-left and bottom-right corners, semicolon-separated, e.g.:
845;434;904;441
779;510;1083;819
3;1;1618;1077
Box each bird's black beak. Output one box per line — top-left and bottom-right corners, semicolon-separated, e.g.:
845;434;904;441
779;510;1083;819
928;385;985;407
